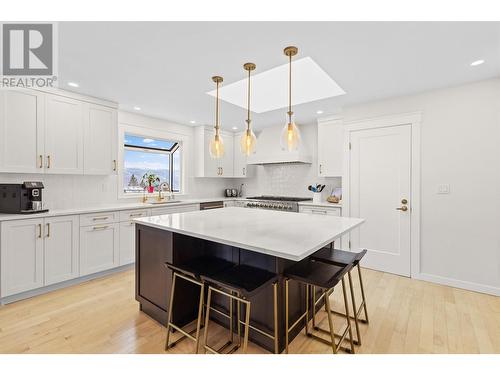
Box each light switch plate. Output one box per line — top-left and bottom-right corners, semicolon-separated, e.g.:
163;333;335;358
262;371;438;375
437;184;450;194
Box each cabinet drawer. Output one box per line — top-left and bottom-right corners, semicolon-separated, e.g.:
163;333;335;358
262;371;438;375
119;208;151;222
151;204;200;216
299;206;341;216
80;211;119;226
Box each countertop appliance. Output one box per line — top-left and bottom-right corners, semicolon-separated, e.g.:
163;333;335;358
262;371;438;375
0;182;48;214
200;201;224;210
244;196;312;212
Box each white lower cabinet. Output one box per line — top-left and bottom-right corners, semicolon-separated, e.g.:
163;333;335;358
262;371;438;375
0;219;44;297
119;221;136;266
80;223;119;276
44;215;79;286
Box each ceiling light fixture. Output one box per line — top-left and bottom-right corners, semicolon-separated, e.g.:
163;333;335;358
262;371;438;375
240;62;257;156
209;76;224;159
232;126;238;130
316;110;324;114
68;82;79;88
189;120;196;124
470;59;485;66
133;106;141;111
281;46;301;152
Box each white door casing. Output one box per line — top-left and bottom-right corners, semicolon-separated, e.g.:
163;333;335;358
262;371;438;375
344;112;421;278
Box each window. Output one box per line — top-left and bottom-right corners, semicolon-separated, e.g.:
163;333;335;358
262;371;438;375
123;133;181;194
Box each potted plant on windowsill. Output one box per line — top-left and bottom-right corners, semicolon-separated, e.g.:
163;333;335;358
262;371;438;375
141;173;160;194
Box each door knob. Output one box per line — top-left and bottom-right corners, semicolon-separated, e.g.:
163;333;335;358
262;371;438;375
396;205;408;212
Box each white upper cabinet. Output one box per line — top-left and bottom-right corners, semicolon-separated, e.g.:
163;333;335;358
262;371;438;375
317;117;344;177
0;89;45;173
84;104;117;175
0;88;117;175
45;94;85;174
194;126;235;177
232;132;253;178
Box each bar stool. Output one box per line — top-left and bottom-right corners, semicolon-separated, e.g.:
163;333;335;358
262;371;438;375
164;256;234;353
284;258;355;354
201;265;279;354
311;247;369;345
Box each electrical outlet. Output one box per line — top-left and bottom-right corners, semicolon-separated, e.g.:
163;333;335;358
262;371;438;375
437;184;450;194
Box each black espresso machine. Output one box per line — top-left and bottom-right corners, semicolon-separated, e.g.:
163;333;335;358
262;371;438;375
0;182;48;214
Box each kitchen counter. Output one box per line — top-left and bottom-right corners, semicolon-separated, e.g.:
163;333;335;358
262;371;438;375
134;207;363;261
0;197;237;222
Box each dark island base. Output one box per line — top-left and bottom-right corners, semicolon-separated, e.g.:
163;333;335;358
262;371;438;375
135;224;326;353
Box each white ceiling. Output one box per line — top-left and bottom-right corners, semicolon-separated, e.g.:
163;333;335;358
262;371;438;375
59;22;500;130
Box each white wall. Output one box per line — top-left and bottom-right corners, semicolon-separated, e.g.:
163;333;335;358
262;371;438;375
239;124;341;199
0;111;231;210
341;78;500;294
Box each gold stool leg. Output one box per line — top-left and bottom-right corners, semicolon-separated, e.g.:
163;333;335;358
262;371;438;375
312;286;317;330
324;289;337;354
304;283;310;336
194;282;205;353
273;282;279;354
348;271;361;345
341;278;355;354
242;300;251;353
229;291;234;344
357;264;369;323
237;298;242;348
165;273;177;351
202;287;213;354
285;278;289;354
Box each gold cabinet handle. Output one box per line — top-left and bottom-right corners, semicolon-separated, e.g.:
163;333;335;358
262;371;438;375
39;155;43;169
319;164;322;174
46;223;50;238
37;223;42;238
47;155;51;168
113;159;117;171
129;213;144;218
396;206;408;212
243;167;246;176
92;225;109;231
92;216;109;221
311;209;327;215
221;167;223;176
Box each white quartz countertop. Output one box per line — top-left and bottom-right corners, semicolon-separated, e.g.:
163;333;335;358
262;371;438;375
134;207;364;261
0;197;236;222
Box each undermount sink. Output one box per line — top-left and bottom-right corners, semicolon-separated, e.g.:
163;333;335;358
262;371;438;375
147;200;182;205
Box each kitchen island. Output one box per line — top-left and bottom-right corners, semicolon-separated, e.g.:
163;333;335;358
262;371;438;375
134;207;364;352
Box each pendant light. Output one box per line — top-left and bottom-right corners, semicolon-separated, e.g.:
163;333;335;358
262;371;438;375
240;62;257;156
280;46;301;151
209;76;224;159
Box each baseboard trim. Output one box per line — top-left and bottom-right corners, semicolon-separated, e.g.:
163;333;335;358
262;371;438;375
0;263;135;305
415;272;500;296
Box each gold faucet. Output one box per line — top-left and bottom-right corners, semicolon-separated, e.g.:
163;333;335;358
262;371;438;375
157;182;171;202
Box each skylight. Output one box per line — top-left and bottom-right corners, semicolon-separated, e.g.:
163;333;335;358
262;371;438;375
206;57;345;113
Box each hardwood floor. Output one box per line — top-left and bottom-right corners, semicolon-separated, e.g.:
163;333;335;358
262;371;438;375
0;268;498;354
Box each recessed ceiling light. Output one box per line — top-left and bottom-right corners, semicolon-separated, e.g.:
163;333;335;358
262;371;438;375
470;59;485;66
189;120;196;124
67;82;79;88
207;57;345;113
316;110;324;114
133;106;141;111
232;126;238;130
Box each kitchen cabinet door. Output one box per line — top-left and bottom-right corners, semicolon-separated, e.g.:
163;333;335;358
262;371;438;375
84;104;117;175
232;132;253;178
44;215;79;286
0;219;44;297
0;89;45;173
80;223;119;275
219;132;234;177
45;94;84;174
202;130;221;177
119;221;136;265
317;118;343;177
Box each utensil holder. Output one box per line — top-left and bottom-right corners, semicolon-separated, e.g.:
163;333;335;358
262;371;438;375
312;192;321;204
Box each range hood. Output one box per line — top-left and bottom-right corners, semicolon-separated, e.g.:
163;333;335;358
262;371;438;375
247;125;312;165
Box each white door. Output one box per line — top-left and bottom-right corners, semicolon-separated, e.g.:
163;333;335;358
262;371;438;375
0;90;45;173
45;94;84;174
79;223;119;275
44;215;79;285
349;124;411;276
84;104;117;175
0;219;44;297
119;221;136;265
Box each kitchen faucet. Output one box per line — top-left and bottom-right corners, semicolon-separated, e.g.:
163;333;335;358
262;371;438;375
158;182;172;201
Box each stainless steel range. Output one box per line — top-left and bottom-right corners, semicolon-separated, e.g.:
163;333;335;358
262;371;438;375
244;196;312;212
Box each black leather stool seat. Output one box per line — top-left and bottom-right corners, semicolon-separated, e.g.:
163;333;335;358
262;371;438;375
166;256;235;280
201;264;278;298
312;248;367;267
284;258;353;290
